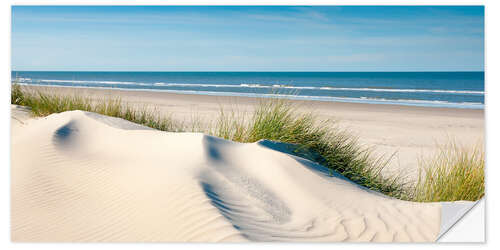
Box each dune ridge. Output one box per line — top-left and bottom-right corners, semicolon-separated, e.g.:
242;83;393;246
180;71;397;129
11;107;474;242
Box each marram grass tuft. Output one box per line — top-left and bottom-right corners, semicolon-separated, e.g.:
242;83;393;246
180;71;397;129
413;142;484;202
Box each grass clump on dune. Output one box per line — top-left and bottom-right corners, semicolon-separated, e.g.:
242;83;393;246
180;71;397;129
11;84;184;132
212;99;410;199
413;143;484;202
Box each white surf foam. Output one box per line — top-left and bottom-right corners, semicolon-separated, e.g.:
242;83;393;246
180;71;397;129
14;79;484;95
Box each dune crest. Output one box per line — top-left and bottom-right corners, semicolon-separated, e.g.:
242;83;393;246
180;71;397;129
11;109;473;242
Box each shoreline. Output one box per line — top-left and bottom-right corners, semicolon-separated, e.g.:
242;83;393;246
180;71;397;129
15;83;484;110
19;84;485;113
19;85;485;181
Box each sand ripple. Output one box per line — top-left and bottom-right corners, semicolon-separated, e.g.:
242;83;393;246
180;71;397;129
10;110;474;242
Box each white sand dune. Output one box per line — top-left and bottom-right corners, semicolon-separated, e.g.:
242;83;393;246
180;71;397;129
10;107;476;242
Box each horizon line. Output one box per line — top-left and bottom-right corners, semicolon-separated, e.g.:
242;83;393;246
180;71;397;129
11;70;485;73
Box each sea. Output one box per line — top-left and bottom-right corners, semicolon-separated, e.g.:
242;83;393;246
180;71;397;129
11;71;485;109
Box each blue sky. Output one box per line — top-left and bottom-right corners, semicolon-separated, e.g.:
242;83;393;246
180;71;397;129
11;6;484;71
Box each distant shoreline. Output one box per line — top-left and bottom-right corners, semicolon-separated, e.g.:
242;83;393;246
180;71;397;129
15;83;485;110
19;84;485;113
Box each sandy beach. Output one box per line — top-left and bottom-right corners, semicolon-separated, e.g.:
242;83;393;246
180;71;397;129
21;85;485;181
10;101;477;242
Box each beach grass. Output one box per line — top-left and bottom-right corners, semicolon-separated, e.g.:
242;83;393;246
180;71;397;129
11;84;484;202
413;142;485;202
210;98;410;199
11;84;184;132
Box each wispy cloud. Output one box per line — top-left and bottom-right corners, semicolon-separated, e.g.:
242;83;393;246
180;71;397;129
11;6;484;71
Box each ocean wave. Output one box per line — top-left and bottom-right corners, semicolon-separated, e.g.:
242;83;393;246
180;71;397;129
15;77;31;82
137;90;485;109
15;78;484;95
154;83;484;94
317;87;484;94
148;82;484;94
37;79;140;85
